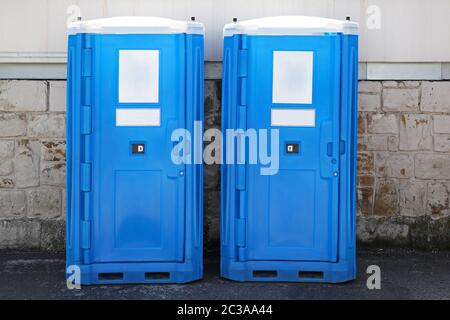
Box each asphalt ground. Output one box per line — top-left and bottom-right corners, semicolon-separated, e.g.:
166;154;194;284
0;248;448;300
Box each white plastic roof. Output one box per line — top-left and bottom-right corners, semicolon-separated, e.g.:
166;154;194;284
68;16;205;35
223;16;358;37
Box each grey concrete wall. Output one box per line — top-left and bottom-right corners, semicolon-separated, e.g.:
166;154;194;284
0;79;449;251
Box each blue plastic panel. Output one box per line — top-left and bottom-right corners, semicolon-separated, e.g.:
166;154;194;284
91;35;185;263
221;33;358;283
66;33;204;284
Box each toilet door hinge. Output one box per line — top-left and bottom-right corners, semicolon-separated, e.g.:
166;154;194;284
238;49;248;78
80;163;91;192
236;106;247;190
82;49;92;77
81;106;92;134
82;46;93;107
81;220;91;249
236;218;246;247
238;48;248;106
340;140;346;154
81;36;93;165
240;34;248;50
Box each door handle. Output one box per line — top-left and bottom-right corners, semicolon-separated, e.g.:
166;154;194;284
327;142;333;157
320;121;334;178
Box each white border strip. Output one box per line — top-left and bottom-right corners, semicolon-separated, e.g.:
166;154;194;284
271;108;316;127
366;62;442;80
116;108;160;127
1;61;450;80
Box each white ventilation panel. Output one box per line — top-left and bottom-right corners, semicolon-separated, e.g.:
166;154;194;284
119;50;159;103
272;51;313;104
271;109;316;127
116;108;160;126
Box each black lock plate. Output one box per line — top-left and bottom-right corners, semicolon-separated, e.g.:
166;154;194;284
286;143;299;154
131;143;145;154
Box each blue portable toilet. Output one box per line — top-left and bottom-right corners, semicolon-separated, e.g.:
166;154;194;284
66;17;204;284
221;16;358;283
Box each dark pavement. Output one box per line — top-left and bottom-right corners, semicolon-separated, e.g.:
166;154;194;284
0;249;449;300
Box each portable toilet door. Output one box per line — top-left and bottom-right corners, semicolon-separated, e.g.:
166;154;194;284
66;17;204;284
221;16;358;283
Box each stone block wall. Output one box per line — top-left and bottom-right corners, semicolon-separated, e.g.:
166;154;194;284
0;80;66;251
0;79;449;251
357;81;450;249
